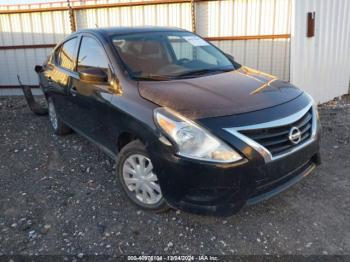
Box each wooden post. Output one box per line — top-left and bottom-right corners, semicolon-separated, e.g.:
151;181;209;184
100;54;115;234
67;0;76;32
191;0;196;33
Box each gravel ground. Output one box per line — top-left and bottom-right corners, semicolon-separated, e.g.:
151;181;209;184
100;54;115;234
0;96;349;257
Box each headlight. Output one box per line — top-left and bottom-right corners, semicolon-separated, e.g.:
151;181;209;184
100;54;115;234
154;107;242;163
305;93;320;139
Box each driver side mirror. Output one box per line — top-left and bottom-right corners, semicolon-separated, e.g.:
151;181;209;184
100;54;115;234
79;67;108;84
225;53;235;62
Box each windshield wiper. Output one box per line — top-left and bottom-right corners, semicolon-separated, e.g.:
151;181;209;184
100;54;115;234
133;68;233;81
134;74;175;81
176;68;233;77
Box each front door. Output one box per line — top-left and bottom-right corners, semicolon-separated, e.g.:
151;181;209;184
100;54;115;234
70;35;118;153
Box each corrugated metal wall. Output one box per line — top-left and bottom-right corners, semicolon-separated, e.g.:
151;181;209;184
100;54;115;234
75;2;192;29
199;0;291;79
0;0;292;86
290;0;350;103
0;7;70;85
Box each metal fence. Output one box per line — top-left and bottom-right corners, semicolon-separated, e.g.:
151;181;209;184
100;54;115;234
290;0;350;103
0;0;292;87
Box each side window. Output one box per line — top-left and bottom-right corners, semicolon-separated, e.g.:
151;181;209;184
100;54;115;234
77;36;110;75
56;38;78;71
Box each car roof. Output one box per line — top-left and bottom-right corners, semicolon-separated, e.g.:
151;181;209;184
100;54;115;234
76;26;187;37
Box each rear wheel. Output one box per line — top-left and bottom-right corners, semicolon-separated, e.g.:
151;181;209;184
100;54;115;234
116;140;169;212
48;97;71;135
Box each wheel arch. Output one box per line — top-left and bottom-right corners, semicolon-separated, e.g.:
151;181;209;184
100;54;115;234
116;125;160;153
117;131;138;152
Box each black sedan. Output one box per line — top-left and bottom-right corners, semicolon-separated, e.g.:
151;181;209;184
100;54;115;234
34;27;321;216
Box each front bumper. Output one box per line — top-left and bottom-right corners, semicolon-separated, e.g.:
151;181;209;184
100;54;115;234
147;134;320;217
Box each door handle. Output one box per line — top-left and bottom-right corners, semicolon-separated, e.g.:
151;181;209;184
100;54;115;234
71;86;77;96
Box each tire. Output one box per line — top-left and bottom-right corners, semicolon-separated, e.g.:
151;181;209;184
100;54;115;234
47;97;71;135
116;140;169;212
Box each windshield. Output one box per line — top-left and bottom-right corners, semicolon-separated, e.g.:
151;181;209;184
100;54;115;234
111;31;237;80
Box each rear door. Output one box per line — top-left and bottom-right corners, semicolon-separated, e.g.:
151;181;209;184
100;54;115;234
45;36;79;125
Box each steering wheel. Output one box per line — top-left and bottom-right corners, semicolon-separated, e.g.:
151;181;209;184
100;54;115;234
177;58;191;65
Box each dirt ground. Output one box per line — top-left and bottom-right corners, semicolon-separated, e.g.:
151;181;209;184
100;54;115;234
0;96;349;257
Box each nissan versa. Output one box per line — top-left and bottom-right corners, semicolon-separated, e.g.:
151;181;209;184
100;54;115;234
33;27;321;216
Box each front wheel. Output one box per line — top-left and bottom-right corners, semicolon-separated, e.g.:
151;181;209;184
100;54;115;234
116;140;169;212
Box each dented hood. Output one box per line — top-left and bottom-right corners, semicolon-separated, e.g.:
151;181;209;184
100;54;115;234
138;67;303;119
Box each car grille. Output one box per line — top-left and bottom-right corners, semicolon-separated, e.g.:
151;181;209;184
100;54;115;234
250;160;316;198
239;108;313;157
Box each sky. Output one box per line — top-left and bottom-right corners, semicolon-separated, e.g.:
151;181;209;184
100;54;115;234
0;0;66;5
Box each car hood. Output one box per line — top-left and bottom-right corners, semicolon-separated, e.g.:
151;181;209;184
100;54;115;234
138;66;303;119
